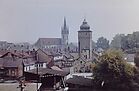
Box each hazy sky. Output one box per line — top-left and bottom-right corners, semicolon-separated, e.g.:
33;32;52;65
0;0;139;44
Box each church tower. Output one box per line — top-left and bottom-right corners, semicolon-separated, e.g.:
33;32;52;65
78;19;92;60
61;17;69;50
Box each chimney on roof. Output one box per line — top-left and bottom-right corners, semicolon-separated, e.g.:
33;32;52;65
14;50;17;53
26;50;30;55
32;49;37;60
21;50;23;53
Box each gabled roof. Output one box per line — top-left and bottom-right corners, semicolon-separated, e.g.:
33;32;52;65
36;49;53;63
0;51;35;68
35;38;62;46
0;58;23;68
0;50;8;57
0;51;31;59
27;67;69;76
0;49;54;68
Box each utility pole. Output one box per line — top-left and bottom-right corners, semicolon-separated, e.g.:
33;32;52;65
17;77;26;91
35;50;39;91
36;62;39;91
17;59;26;91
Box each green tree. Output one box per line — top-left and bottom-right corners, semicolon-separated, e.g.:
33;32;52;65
111;32;139;52
110;34;125;49
96;37;109;50
93;49;139;91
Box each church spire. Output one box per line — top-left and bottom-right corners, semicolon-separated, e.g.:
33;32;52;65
61;17;69;50
64;17;67;29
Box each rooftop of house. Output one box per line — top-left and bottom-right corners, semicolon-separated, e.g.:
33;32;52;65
66;76;92;86
36;48;53;63
27;67;69;76
0;58;23;68
0;49;54;68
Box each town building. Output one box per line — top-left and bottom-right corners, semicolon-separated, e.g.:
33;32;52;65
61;17;69;50
0;41;33;53
0;48;54;80
35;18;70;53
0;52;24;80
53;52;75;72
78;19;92;60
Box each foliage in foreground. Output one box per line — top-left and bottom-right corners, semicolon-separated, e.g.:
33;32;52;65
92;49;139;91
134;51;139;68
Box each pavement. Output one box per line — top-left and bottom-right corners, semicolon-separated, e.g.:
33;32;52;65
0;83;41;91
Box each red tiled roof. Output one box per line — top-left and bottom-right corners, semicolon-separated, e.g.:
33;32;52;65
0;58;22;68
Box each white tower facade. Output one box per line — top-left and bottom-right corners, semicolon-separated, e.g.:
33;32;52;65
78;19;92;60
61;18;69;50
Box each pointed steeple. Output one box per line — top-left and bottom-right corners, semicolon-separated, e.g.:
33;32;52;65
64;17;67;29
61;17;69;49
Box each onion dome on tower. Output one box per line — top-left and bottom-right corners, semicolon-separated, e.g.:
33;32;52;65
80;19;90;30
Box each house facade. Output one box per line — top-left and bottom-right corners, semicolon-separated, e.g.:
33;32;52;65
0;52;24;79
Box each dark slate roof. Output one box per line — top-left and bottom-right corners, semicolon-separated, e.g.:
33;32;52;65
36;38;62;46
27;68;69;76
23;58;35;66
66;76;92;86
80;19;90;30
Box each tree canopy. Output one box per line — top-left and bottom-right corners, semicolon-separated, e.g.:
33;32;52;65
110;32;139;52
92;49;139;91
96;37;109;50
